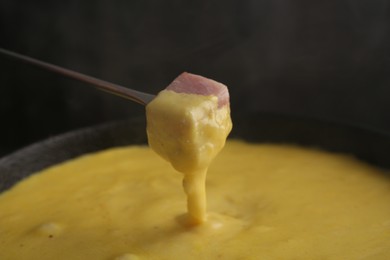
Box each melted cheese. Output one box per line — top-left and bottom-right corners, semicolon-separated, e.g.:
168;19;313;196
0;141;390;259
146;90;232;224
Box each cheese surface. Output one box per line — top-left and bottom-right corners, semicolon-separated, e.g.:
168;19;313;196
0;141;390;259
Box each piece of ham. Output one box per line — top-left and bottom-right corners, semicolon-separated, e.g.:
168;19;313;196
166;72;229;108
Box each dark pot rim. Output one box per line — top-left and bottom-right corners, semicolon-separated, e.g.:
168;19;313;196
1;112;389;192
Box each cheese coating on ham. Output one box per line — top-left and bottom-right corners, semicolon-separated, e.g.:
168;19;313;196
166;72;229;107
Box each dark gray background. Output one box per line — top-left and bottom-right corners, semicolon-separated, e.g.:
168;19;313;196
0;0;389;157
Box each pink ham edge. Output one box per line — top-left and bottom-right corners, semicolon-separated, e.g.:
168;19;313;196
166;72;229;108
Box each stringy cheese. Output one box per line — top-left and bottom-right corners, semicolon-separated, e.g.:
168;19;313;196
146;90;232;224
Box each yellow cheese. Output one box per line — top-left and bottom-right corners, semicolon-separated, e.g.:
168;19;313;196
0;141;390;259
146;90;232;224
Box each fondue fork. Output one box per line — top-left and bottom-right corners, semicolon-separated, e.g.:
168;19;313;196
0;48;155;105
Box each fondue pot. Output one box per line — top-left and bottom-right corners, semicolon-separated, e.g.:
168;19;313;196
1;112;389;193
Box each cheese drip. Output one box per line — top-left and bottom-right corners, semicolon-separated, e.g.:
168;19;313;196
146;90;232;224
